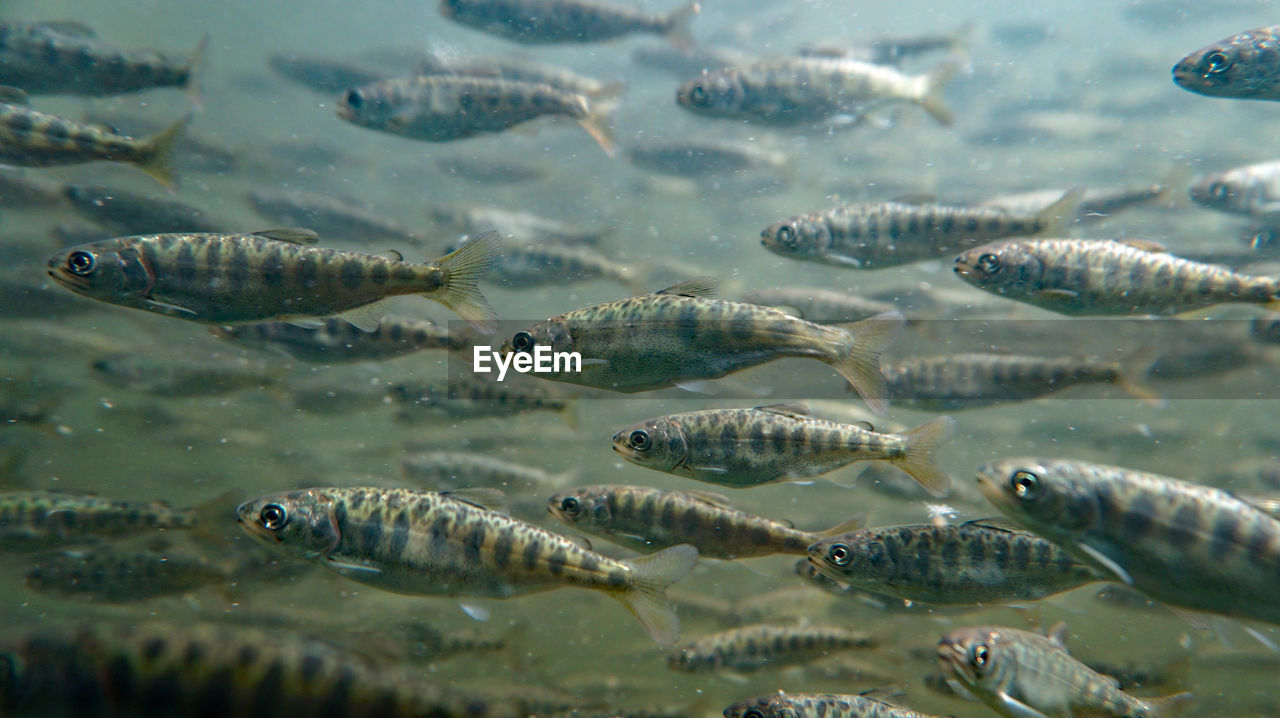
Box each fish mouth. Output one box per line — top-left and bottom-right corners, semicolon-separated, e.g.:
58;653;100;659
611;441;639;461
935;636;973;681
47;266;89;291
953;259;976;278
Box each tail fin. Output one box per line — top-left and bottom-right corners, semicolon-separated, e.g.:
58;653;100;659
888;416;956;497
134;114;191;192
1112;345;1164;407
578;96;618;158
1034;186;1086;236
830;311;905;416
183;33;208;110
615;543;698;646
1147;692;1195;718
663;2;700;50
917;58;960;126
431;231;501;334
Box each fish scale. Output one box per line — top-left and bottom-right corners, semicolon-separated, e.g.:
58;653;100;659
0;21;201;96
237;487;697;646
0;491;199;552
725;691;947;718
978;458;1280;625
668;623;877;673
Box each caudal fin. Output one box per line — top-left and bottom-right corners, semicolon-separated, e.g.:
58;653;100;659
830;311;905;416
578;97;619;158
1034;186;1086;236
431;231;501;334
888;415;956;497
663;2;700;50
615;543;698;646
1112;345;1164;407
135;114;191;192
183;33;208;110
917;58;960;126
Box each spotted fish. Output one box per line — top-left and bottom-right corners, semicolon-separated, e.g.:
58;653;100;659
211;316;475;362
0;490;203;552
977;457;1280;627
547;484;863;559
0;88;188;189
808;521;1104;605
668;623;877;673
499;278;904;413
1173;25;1280;101
724;691;947;718
46;229;500;332
439;0;698;47
610;404;954;495
236;487;699;645
938;623;1193;717
954;238;1280;315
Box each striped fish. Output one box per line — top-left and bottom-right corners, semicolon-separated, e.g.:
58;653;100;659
0;490;203;552
668;623;877;673
211;316;475;362
610;404;954;495
977;458;1280;626
808;521;1103;605
46;229;500;332
938;623;1193;717
236;487;699;645
0;88;188;189
761;189;1080;270
547;484;862;559
439;0;697;46
953;238;1280;315
725;691;947;718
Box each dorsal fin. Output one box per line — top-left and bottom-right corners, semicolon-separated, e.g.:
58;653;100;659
961;517;1026;533
681;489;734;508
440;488;508;514
1227;490;1280;519
0;86;29;105
378;249;405;261
254;228;320;245
36;20;97;37
1046;621;1069;649
653;277;717;298
754;402;811;418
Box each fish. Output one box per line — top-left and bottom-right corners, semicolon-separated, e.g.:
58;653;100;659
0;89;188;189
430;204;609;246
1188;159;1280;220
798;26;972;66
0;21;204;98
64;183;224;234
24;543;230;603
88;352;285;397
676;57;958;127
978;181;1172;224
668;623;877;673
976;457;1280;626
883;351;1160;409
46;229;501;332
236;487;699;645
547;484;863;559
337;74;620;155
498;278;904;413
417;50;619;98
0;490;204;552
610;404;954;495
0;622;529;718
724;691;947;718
248;189;426;246
807;520;1104;606
761;189;1081;270
392;374;578;425
211;315;475;362
448;235;644;291
938;623;1193;717
953;238;1280;315
625;138;788;179
401;451;575;491
439;0;698;47
1173;25;1280;101
740;288;897;323
268;52;388;93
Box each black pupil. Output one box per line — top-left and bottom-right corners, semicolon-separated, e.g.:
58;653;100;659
1211;183;1229;200
974;646;988;665
692;84;706;101
347;90;363;108
978;254;999;273
261;505;285;528
1012;471;1037;497
561;497;579;513
68;251;93;274
513;332;532;351
830;544;849;564
630;431;649;449
745;711;764;718
1207;52;1229;72
777;226;793;242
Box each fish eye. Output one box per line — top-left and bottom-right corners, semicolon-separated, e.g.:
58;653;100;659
1208;181;1231;201
743;710;766;718
346;89;364;109
689;82;708;104
775;225;795;244
559;496;581;516
976;253;1001;275
67;250;96;276
511;331;534;353
259;503;288;531
971;644;991;669
629;430;651;451
1010;470;1039;500
826;543;852;566
1205;50;1232;74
